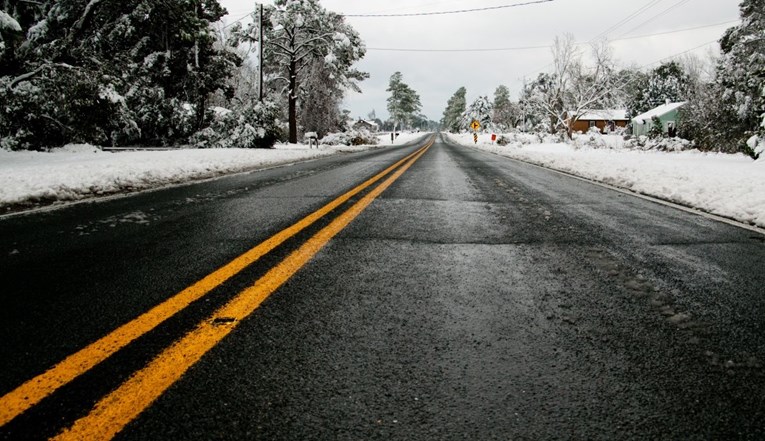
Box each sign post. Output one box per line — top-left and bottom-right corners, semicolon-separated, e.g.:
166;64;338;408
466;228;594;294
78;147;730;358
470;120;480;144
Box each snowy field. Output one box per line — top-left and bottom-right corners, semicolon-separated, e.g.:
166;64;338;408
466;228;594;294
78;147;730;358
448;133;765;229
0;132;425;212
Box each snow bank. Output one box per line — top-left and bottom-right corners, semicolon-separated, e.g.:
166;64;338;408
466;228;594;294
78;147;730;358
448;133;765;228
0;143;380;210
375;131;427;146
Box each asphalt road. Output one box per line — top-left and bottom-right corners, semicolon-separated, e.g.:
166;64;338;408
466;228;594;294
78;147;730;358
1;133;764;440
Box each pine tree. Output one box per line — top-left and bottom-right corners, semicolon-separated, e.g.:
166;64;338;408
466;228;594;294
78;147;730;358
492;85;518;131
461;96;493;131
629;61;691;115
1;0;239;149
715;0;765;154
233;0;367;143
440;87;467;133
386;72;421;131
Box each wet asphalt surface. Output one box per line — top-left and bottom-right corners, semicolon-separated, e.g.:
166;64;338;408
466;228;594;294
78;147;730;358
1;133;764;440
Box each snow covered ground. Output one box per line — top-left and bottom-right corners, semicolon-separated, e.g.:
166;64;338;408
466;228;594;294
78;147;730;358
0;132;424;212
447;133;765;229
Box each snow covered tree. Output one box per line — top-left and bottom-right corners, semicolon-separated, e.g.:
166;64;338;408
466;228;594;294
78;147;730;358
386;71;421;131
232;0;367;143
676;1;764;155
521;35;619;138
461;96;493;131
714;0;765;155
628;61;692;116
524;35;580;136
299;59;344;138
492;85;519;131
1;0;240;149
612;67;647;116
0;8;21;69
440;86;466;133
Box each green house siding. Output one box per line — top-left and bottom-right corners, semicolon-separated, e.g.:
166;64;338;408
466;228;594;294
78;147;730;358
632;102;686;137
634;109;681;136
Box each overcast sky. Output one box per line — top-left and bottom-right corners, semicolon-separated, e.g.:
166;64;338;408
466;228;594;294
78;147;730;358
216;0;741;121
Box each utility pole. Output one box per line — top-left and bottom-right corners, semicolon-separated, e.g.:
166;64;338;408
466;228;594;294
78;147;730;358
258;2;264;102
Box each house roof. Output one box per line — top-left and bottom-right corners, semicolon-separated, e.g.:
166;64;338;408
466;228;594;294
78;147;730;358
633;102;686;124
353;119;378;128
575;109;629;121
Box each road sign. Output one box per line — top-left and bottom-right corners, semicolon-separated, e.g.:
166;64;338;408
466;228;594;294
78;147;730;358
470;120;481;131
473;133;478;144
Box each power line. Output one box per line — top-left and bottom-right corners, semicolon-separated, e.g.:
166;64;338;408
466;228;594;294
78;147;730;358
641;39;718;68
618;0;693;38
219;1;554;29
366;20;736;53
521;0;665;79
221;11;256;29
355;0;468;16
589;0;663;41
343;0;554;18
367;44;549;53
616;19;736;41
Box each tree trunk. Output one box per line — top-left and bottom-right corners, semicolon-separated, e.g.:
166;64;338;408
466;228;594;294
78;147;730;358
288;59;298;144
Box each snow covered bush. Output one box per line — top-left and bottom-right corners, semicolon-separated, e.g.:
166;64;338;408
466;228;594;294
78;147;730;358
191;101;282;149
1;0;239;149
490;132;544;147
320;129;378;146
746;135;764;160
647;116;664;139
460;96;493;131
0;68;133;150
624;135;694;152
573;131;608;149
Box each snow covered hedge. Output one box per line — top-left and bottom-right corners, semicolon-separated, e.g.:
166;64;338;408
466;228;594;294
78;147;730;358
495;132;560;147
320;129;378;146
190;101;282;149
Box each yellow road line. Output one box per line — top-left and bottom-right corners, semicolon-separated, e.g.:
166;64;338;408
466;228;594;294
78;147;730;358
53;141;432;441
0;140;432;427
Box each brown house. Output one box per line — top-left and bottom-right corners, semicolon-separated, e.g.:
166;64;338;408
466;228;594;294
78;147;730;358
569;109;629;134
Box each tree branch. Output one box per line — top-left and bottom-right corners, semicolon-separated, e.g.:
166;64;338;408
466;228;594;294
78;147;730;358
70;0;104;39
7;63;75;90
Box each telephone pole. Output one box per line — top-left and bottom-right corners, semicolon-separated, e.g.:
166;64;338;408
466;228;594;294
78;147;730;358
258;2;264;102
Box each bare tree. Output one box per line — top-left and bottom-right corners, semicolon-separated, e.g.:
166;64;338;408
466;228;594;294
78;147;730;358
526;34;619;138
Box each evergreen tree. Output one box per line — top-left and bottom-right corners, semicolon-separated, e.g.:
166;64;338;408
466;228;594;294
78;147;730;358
386;72;421;131
492;85;518;131
1;0;239;149
233;0;367;143
461;96;493;131
613;68;647;117
440;87;466;133
628;61;691;116
677;0;764;155
715;0;765;154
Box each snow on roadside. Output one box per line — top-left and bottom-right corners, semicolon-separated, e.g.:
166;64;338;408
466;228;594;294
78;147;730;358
375;131;427;146
0;142;371;210
447;132;765;228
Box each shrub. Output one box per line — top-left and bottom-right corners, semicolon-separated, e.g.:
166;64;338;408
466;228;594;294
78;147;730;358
190;101;281;149
320;129;378;146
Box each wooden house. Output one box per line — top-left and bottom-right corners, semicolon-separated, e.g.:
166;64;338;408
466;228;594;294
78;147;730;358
569;109;629;134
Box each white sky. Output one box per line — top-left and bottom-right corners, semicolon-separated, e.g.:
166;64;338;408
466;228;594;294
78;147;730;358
216;0;741;121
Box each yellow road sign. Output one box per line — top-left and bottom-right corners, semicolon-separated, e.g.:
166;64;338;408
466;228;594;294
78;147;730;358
470;120;481;131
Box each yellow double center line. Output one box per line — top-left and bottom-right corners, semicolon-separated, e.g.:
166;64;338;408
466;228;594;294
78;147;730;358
0;137;433;438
